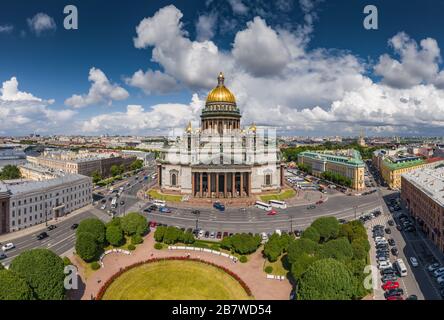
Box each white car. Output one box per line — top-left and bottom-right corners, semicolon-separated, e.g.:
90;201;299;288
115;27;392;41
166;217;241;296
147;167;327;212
1;243;15;251
433;267;444;278
378;261;392;270
437;275;444;284
100;204;106;210
410;257;419;267
198;230;205;238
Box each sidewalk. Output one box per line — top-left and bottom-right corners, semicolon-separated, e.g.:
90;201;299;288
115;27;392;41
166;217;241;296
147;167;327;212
0;204;94;243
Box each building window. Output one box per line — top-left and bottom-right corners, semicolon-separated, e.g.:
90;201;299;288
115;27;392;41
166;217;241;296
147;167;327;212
171;173;177;186
265;174;272;186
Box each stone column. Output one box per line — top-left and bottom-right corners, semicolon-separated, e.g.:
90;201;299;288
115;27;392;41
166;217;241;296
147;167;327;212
191;172;195;197
216;173;219;198
248;172;252;197
199;173;203;197
224;172;227;198
240;172;244;197
208;172;212;198
232;172;236;197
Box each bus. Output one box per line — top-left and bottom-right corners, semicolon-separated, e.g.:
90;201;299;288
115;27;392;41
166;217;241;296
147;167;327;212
111;197;117;209
153;199;166;207
255;201;272;211
269;200;287;209
394;258;408;277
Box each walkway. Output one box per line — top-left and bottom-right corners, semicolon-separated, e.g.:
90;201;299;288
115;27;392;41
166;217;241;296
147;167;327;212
71;233;292;300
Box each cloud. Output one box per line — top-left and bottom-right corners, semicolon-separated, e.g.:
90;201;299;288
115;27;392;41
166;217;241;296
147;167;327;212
228;0;249;15
196;13;218;41
81;94;203;134
27;13;56;35
374;32;444;89
0;25;14;34
0;77;76;134
232;17;291;76
126;69;179;94
65;68;129;108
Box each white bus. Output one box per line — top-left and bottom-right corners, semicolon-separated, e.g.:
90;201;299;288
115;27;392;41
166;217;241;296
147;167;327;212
153;199;166;207
395;258;408;277
255;201;272;211
269;200;287;209
111;197;117;209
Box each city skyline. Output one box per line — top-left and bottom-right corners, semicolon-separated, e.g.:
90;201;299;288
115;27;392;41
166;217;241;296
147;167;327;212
2;1;444;136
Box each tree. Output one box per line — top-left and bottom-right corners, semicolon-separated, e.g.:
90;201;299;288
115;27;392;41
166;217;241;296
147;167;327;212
130;159;144;171
92;170;102;184
106;225;124;246
162;226;183;244
287;238;319;264
76;218;106;246
351;238;369;260
106;217;122;228
154;225;167;242
120;212;148;236
263;233;292;262
228;233;261;255
301;226;321;243
290;253;319;281
76;232;100;262
0;165;21;180
0;269;33;300
182;231;195;244
9;249;65;300
311;217;340;242
319;238;354;262
298;258;356;300
110;165;120;177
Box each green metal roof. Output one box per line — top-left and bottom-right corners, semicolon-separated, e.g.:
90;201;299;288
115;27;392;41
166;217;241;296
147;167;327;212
383;158;425;171
298;150;365;167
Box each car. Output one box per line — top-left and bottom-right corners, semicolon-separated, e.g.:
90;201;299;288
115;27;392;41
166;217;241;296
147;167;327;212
213;202;225;211
405;226;415;232
306;205;316;210
388;238;396;246
385;228;391;234
382;274;398;283
384;288;404;298
377;256;388;262
315;200;323;205
396;225;402;231
159;207;171;213
433;267;444;277
198;230;205;238
204;231;210;238
100;204;106;210
1;243;15;251
427;263;441;272
0;252;6;260
379;261;392;270
410;257;419;267
391;248;399;256
216;232;222;239
47;225;57;231
382;281;400;291
267;209;277;216
70;223;79;230
191;210;200;215
436;275;444;284
36;232;48;240
143;207;152;213
210;231;216;239
294;230;302;237
388;220;394;226
386;295;404;300
149;205;157;211
120;200;125;206
406;295;418;300
228;232;234;237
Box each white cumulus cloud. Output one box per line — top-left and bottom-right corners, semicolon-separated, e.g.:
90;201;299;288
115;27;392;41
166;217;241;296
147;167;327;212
27;13;56;35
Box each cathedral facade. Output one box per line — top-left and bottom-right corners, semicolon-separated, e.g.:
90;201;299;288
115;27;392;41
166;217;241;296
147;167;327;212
156;73;284;198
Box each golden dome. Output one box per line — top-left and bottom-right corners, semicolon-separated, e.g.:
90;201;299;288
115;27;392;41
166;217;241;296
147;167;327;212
185;121;192;133
206;72;236;104
249;122;257;132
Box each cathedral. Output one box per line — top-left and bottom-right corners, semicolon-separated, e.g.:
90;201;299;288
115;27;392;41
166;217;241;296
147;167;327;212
156;73;284;199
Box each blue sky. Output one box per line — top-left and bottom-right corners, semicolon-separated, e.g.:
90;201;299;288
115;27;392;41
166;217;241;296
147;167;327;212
1;0;444;136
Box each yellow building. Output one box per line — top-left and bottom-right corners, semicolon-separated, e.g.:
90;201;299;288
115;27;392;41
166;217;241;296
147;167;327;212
298;150;365;190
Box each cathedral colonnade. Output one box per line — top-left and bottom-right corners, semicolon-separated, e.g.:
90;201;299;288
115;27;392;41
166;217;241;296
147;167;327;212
191;171;251;198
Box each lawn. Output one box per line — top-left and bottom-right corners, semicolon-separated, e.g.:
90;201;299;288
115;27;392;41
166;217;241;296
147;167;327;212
263;255;290;276
147;189;183;202
260;189;296;202
102;260;252;300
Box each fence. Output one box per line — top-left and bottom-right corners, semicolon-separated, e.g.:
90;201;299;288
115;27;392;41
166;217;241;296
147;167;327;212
266;274;286;281
99;249;131;267
168;245;238;262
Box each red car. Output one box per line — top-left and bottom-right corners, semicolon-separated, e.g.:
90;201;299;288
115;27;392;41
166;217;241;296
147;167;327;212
316;200;323;205
382;281;399;291
267;209;277;216
149;221;157;228
386;295;404;300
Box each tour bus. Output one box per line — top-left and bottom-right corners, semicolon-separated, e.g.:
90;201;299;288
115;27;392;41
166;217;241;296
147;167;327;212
255;201;272;211
269;200;287;209
394;258;408;277
153;199;166;208
111;197;117;209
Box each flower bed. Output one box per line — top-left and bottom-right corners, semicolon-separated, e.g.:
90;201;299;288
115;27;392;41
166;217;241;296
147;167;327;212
95;256;253;299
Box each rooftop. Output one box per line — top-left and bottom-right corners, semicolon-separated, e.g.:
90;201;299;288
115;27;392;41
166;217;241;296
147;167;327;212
298;149;364;167
403;167;444;207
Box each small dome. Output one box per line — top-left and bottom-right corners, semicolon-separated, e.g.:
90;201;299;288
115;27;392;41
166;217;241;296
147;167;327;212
206;72;236;104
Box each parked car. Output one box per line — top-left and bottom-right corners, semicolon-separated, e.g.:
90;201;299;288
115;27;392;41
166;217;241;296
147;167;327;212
427;263;441;272
410;257;419;267
144;207;152;213
36;232;49;240
100;204;106;210
1;243;15;251
385;228;391;234
216;232;222;239
378;261;392;270
388;239;396;246
388;220;395;226
198;230;205;238
391;248;399;256
386;295;404;300
406;295;418;300
70;223;79;230
210;231;216;239
433;267;444;278
382;281;400;291
382;274;398;283
384;288;404;298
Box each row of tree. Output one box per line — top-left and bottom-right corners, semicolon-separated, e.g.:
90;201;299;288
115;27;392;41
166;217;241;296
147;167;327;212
75;212;148;262
93;159;144;184
220;233;262;255
154;226;195;244
0;249;65;300
321;171;352;188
